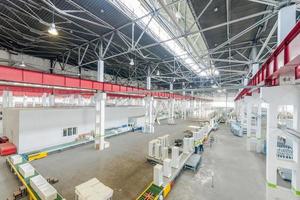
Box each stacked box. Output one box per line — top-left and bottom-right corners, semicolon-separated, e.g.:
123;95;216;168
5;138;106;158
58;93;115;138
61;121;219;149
10;155;23;165
183;138;190;153
153;164;163;187
161;147;168;160
30;175;57;200
75;178;113;200
163;159;172;178
164;135;170;147
171;147;179;168
148;140;156;157
154;143;161;159
19;163;35;178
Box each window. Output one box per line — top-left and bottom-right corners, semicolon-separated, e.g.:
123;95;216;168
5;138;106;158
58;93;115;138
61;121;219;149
73;127;77;135
63;129;67;137
63;127;78;137
68;128;73;136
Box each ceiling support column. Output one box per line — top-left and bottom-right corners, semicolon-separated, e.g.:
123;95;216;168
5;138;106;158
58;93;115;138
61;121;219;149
144;95;154;133
41;93;48;107
23;96;28;107
49;95;55;107
277;4;296;45
32;97;36;107
97;59;104;82
250;46;259;76
181;83;186;120
190;91;195;118
2;91;13;108
94;92;107;150
168;83;175;125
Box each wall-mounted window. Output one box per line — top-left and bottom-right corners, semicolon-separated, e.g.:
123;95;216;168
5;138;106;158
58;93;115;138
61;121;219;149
63;129;67;137
73;127;77;135
63;127;78;137
68;128;72;136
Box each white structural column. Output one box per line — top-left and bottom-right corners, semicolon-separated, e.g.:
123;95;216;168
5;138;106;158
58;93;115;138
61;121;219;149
69;95;75;106
94;58;107;150
23;96;28;107
49;95;55;106
256;102;262;153
94;92;106;150
41;93;48;107
2;91;13;108
168;82;175;124
144;96;154;133
277;4;296;44
181;83;186;120
32;97;36;107
250;46;259;75
77;95;84;106
97;59;104;82
246;98;252;138
261;85;300;196
144;75;154;133
190;91;195;117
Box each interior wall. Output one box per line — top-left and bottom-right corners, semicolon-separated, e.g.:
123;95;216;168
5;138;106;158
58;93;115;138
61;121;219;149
2;108;19;147
3;106;145;153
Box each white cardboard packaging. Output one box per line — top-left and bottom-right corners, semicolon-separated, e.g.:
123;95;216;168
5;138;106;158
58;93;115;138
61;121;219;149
183;138;190;153
10;155;22;165
19;163;35;178
171;146;179;168
30;175;57;200
161;147;168;160
153;164;163;186
163;159;172;178
154;143;161;159
148;140;156;157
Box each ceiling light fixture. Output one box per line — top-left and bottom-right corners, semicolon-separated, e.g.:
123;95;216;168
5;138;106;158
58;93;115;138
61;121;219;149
48;23;58;36
214;69;220;76
214;7;218;12
48;10;58;36
129;58;134;66
19;61;26;67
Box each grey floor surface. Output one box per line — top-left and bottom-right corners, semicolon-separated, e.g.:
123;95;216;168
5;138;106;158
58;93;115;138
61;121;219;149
0;121;269;200
167;124;267;200
0;119;194;200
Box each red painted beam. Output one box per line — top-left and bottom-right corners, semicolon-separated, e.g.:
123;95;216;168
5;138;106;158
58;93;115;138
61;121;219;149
0;65;204;100
235;20;300;101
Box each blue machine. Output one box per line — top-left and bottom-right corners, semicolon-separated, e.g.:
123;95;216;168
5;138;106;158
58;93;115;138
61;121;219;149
230;121;243;137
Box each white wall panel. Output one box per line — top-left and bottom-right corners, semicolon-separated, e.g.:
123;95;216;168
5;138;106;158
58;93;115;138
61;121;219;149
3;106;145;153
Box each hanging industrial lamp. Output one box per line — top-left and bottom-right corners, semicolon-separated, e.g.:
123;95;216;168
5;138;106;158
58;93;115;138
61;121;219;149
48;10;58;36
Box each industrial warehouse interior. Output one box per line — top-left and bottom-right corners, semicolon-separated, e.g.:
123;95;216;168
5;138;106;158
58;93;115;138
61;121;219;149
0;0;300;200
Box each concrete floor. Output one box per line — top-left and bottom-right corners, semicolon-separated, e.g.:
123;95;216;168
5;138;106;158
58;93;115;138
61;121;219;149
167;124;267;200
1;119;193;200
1;120;290;200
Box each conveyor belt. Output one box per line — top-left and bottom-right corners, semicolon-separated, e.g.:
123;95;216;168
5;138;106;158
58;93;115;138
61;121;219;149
6;156;64;200
185;154;202;172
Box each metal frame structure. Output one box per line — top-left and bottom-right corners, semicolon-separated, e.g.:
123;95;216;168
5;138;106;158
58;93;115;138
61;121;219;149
0;0;295;92
235;19;300;101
